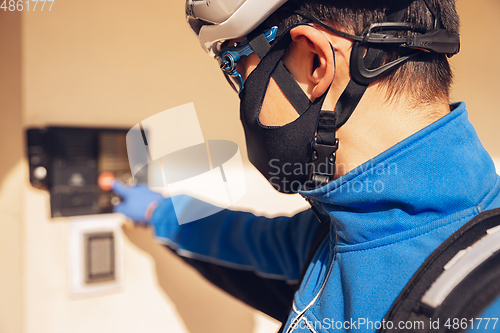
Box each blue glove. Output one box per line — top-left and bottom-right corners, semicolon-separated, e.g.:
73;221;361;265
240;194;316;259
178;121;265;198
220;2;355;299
112;180;164;224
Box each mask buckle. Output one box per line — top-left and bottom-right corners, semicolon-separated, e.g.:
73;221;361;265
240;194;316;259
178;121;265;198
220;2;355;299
308;136;339;189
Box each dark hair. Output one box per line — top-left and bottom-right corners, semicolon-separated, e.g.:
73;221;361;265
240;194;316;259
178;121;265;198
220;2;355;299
262;0;460;105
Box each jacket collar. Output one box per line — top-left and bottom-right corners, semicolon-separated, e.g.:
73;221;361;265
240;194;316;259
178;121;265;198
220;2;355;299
300;102;498;245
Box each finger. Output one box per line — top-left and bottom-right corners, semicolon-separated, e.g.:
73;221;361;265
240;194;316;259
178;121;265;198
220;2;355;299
111;180;130;198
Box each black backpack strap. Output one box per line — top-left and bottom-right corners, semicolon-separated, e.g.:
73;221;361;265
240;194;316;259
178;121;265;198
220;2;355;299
378;208;500;333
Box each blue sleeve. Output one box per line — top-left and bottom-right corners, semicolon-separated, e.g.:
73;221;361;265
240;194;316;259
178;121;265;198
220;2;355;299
150;195;322;282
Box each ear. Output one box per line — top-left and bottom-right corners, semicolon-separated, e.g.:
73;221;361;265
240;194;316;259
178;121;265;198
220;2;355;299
287;25;335;99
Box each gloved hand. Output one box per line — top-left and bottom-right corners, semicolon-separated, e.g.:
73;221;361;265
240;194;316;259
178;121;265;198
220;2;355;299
111;180;164;224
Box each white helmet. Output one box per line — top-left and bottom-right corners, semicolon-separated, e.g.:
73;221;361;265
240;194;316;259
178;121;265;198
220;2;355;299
186;0;288;57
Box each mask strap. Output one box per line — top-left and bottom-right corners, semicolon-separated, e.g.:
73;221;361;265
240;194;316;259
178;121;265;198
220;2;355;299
294;8;395;188
248;28;311;115
306;47;386;189
307;110;338;189
335;47;387;129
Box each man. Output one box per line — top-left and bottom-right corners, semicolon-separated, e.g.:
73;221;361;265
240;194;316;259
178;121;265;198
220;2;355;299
113;0;500;331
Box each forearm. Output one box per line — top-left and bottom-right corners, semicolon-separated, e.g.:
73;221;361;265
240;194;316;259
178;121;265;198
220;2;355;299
150;195;321;281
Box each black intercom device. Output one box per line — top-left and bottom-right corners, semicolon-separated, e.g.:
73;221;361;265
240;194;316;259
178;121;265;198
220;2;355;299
27;126;146;217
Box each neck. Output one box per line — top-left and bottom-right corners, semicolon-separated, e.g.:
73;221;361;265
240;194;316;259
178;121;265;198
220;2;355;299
332;84;451;177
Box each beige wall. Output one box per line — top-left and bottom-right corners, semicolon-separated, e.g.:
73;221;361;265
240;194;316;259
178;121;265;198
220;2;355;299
0;1;499;333
451;0;500;159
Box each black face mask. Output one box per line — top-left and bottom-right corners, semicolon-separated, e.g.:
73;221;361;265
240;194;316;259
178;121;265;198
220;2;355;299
238;3;443;194
239;25;337;194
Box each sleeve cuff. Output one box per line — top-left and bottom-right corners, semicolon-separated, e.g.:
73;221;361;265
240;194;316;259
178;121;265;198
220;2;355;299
150;196;180;242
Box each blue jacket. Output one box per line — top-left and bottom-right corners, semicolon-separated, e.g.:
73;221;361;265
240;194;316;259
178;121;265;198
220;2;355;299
151;102;500;332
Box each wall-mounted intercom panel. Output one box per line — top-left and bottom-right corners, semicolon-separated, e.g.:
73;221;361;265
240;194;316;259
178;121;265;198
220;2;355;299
27;126;146;217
